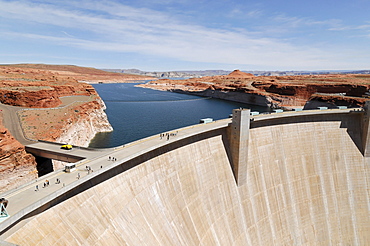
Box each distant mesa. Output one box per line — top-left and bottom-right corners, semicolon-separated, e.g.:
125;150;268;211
227;69;254;78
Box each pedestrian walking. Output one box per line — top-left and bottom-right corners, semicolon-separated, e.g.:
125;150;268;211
109;156;111;161
77;173;80;179
35;185;38;191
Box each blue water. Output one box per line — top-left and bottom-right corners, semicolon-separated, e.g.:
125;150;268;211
89;83;270;148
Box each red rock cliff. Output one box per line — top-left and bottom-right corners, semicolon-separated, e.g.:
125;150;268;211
0;122;37;193
138;71;370;109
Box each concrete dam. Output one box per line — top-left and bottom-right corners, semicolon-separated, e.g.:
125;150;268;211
2;106;370;245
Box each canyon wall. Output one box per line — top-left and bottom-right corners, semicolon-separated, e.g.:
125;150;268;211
0;119;37;193
139;70;370;109
5;112;370;245
171;88;273;107
56;99;112;147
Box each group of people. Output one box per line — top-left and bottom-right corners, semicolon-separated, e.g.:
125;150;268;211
34;158;115;192
159;131;178;141
86;166;94;174
35;178;62;191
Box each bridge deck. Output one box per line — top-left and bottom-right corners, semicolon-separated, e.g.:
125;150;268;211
25;141;111;162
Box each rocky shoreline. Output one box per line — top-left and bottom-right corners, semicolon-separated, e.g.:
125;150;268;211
138;70;370;109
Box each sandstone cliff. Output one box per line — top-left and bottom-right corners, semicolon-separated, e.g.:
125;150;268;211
138;70;370;109
56;99;112;147
0;119;37;193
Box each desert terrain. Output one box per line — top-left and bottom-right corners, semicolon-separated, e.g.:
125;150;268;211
139;69;370;109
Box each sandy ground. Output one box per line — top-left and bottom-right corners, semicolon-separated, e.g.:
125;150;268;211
18;96;94;141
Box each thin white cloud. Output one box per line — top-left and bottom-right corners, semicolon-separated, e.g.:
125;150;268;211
61;31;74;38
0;0;369;70
228;8;263;19
272;14;343;31
329;23;370;31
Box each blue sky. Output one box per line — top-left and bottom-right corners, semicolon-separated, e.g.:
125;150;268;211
1;0;369;71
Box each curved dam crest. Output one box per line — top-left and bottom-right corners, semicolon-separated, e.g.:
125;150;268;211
3;108;370;245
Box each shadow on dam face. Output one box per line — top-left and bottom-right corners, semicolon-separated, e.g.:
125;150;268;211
251;112;364;154
5;112;370;245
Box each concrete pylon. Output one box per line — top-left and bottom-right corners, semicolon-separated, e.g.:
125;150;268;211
362;101;370;157
229;108;250;186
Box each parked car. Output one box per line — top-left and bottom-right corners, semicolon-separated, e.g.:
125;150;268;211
61;144;73;150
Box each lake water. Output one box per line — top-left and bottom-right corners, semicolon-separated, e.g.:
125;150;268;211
89;83;270;148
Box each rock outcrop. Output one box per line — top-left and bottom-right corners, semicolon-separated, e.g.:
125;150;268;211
0;122;37;193
56;99;113;147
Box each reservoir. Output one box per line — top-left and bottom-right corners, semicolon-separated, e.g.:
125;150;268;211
89;83;269;148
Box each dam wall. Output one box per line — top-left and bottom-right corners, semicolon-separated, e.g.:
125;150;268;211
4;110;370;245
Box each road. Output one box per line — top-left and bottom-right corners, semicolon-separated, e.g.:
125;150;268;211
0;96;91;145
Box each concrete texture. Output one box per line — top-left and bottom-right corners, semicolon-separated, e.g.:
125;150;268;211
2;109;370;245
229;108;250;186
362;101;370;157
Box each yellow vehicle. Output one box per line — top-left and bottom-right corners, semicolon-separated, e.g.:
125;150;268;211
61;144;73;150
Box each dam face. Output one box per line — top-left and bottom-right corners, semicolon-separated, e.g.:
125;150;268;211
5;111;370;245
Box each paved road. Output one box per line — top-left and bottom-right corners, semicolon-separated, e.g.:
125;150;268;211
0;96;91;145
0;103;34;145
